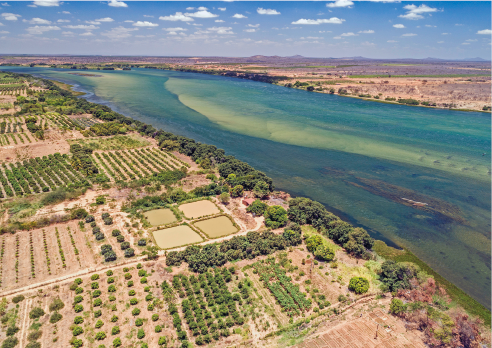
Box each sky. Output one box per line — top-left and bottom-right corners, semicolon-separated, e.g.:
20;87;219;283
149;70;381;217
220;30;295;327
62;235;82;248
0;0;490;59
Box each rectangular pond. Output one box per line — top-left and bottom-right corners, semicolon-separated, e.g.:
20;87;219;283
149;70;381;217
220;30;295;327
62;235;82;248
179;200;219;219
194;216;239;238
143;208;177;226
152;225;203;249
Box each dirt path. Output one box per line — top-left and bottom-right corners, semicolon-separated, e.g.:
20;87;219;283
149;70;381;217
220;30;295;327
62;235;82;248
18;298;32;348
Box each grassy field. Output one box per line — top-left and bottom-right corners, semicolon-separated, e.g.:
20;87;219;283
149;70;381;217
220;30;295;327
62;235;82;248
373;240;491;325
68;134;151;150
51;80;86;96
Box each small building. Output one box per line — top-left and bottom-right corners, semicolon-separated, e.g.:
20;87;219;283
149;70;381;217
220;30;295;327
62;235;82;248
242;198;255;206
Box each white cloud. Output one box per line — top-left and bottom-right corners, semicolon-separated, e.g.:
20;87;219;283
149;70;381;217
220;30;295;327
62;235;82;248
327;0;354;8
461;42;470;45
26;25;60;35
437;41;443;43
80;31;94;36
185;10;218;18
101;26;138;39
424;24;436;28
186;7;194;10
361;41;375;46
61;31;74;35
57;19;70;23
143;15;154;18
1;13;21;21
244;28;256;32
466;39;477;42
95;17;114;22
232;14;247;19
1;3;10;6
399;4;439;20
401;33;417;36
455;23;463;26
159;12;194;22
441;32;449;35
247;24;260;28
108;0;128;8
218;7;226;11
292;17;345;25
124;20;134;23
318;30;332;33
358;30;374;34
477;29;491;35
0;30;8;34
133;21;158;27
207;26;234;34
31;0;60;7
61;11;70;14
257;8;280;15
65;24;99;30
333;36;342;39
86;21;101;25
341;32;357;36
387;40;398;42
215;19;224;23
24;17;51;25
393;24;405;28
369;0;400;2
197;7;207;11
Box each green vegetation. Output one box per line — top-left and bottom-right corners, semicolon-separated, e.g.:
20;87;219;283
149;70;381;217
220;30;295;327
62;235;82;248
348;277;369;294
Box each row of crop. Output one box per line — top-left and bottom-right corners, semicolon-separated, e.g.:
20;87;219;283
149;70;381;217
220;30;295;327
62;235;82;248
127;149;158;175
0;121;25;134
93;152;116;180
55;227;67;268
138;148;173;171
71;117;99;128
166;151;190;168
0;169;11;198
154;149;183;170
142;148;177;170
15;235;19;283
30;231;36;278
115;150;147;178
103;152;129;181
0;238;4;286
42;229;52;275
2;163;30;195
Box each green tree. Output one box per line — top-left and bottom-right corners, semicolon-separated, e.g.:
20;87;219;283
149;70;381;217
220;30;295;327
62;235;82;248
29;307;45;319
253;180;270;198
230;185;244;198
305;235;323;253
389;298;407;315
264;205;287;229
160;140;180;152
219;192;231;204
246;199;267;216
348;277;369;294
314;244;335;261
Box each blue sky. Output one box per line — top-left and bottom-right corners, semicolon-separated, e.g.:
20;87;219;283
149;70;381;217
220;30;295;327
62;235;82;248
0;1;490;59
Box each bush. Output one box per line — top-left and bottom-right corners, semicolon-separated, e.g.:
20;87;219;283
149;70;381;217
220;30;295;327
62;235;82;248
124;273;132;280
95;196;105;205
74;316;84;324
94;310;102;317
314;244;335;261
348;277;369;294
6;326;19;337
155;325;162;332
111;315;118;322
93;290;102;298
71;208;88;220
92;227;101;234
85;215;95;223
305;235;323;253
230;185;244;197
107;277;115;284
116;235;125;243
264;205;287;229
2;337;18;348
50;312;62;323
108;285;116;292
111;229;120;237
103;218;113;225
72;326;84;336
49;298;65;312
129;290;136;296
135;318;143;326
137;328;145;339
125;248;135;257
95;331;106;340
253;180;270;198
130;298;138;305
95;232;105;240
29;307;45;319
112;326;120;335
100;244;112;254
128;281;134;287
140;277;147;284
104;251;117;262
390;298;406;315
26;343;41;348
95;320;104;329
158;337;167;346
138;239;147;246
75;287;83;294
70;338;83;348
132;308;141;316
12;295;25;304
113;338;122;347
152;314;159;321
93;298;102;306
91;282;99;289
120;242;130;250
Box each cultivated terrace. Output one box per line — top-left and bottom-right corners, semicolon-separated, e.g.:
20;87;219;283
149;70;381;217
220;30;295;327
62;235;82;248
0;71;488;348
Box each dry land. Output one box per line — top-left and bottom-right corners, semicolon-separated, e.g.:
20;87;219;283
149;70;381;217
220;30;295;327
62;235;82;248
179;200;220;219
152;225;203;249
143;209;177;227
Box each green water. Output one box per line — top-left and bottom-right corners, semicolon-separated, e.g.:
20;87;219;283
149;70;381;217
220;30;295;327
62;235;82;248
4;67;490;307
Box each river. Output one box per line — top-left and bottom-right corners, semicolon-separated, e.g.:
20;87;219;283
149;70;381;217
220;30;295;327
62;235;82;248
3;67;490;308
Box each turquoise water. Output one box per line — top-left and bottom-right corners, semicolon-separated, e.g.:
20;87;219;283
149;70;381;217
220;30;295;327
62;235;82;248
4;67;490;307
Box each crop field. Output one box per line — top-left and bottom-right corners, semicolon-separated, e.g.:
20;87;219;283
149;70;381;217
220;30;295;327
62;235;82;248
69;116;101;129
0;153;89;199
193;216;238;238
92;147;186;182
143;209;177;226
68;134;151;151
179;200;219;219
153;225;203;249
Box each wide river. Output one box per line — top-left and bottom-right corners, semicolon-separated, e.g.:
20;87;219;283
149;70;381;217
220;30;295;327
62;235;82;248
4;67;491;308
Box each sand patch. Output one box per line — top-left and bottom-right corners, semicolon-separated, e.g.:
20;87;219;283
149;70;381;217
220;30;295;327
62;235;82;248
179;200;219;219
153;225;203;249
194;216;238;238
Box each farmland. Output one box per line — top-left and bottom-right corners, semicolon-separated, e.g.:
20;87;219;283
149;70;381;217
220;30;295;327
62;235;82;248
0;70;488;348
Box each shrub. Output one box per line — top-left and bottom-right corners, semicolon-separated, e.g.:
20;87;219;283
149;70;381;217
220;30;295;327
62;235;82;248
100;244;112;254
106;270;113;276
124;273;132;280
135;318;143;326
137;329;145;339
130;298;138;305
49;298;65;312
74;316;84;324
26;343;41;348
132;308;141;316
94;310;102;317
75;287;83;294
72;326;84;336
138;239;146;246
70;338;83;348
145;294;153;301
348;277;369;294
120;242;130;250
6;326;19;337
129;290;136;296
108;285;116;292
152;314;159;321
246;199;268;216
230;185;244;197
113;338;122;347
50;312;62;323
140;277;147;284
85;215;95;223
111;229;120;237
2;337;18;348
69;283;78;291
92;227;101;234
158;336;167;346
103;218;113;225
71;208;88;220
91;282;99;289
155;324;162;332
93;298;102;306
95;332;106;340
128;281;134;287
29;307;45;319
93;290;102;298
116;235;125;243
12;295;25;304
125;248;135;257
104;251;117;262
95;320;104;329
95;232;105;241
137;263;143;269
95;196;105;205
390;298;407;315
111;315;118;322
314;244;335;261
147;304;154;311
138;269;146;277
305;235;323;253
112;326;120;335
107;277;115;284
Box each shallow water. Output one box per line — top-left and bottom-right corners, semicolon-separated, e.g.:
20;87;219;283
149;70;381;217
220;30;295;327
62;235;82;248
3;67;490;308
